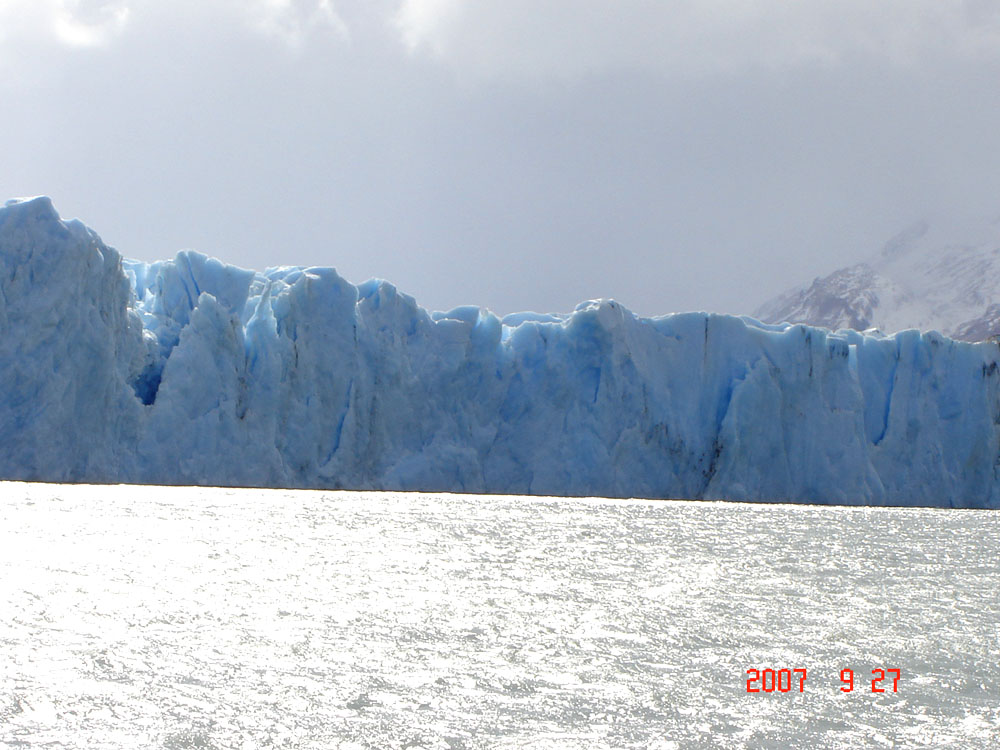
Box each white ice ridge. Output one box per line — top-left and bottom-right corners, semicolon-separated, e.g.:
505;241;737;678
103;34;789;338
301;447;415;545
2;196;999;507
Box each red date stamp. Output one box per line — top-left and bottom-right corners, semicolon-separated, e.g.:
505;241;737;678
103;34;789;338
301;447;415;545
746;668;901;693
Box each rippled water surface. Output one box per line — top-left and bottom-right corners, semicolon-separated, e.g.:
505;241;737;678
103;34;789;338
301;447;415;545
0;483;998;748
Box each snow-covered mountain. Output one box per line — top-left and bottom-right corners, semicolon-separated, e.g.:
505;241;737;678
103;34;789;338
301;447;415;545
3;197;1000;507
755;219;1000;340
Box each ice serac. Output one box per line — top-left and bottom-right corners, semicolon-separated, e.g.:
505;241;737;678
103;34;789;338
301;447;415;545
2;198;1000;507
0;198;148;482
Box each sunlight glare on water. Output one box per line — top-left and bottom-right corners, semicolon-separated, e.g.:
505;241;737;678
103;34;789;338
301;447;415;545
0;483;998;749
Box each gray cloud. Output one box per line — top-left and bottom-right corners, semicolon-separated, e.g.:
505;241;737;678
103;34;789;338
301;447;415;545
394;0;1000;77
2;1;999;317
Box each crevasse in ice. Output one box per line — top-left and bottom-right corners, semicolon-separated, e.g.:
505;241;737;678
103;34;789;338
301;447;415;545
2;196;998;507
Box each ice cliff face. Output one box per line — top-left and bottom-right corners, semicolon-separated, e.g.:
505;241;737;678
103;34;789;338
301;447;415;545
2;197;1000;507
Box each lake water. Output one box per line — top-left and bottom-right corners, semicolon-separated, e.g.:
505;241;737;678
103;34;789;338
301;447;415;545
0;482;997;748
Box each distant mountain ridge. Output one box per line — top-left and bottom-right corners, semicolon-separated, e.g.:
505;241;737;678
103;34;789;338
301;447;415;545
755;218;1000;341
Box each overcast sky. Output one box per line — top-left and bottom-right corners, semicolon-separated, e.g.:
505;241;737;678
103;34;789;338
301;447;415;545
3;0;1000;317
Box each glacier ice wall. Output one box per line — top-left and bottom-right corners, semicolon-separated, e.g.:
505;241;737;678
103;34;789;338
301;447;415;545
2;196;999;507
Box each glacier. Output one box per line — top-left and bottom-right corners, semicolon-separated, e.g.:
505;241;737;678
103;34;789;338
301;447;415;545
2;196;999;507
